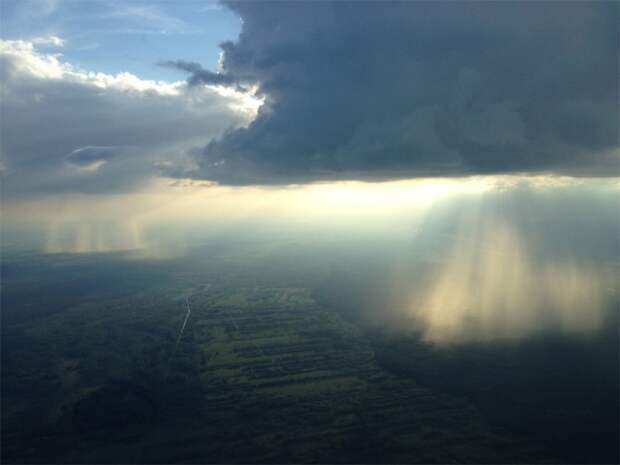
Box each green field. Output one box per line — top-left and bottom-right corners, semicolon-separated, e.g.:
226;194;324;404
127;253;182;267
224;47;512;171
2;243;617;463
3;279;555;463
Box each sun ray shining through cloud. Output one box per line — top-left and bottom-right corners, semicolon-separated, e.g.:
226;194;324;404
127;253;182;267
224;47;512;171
408;203;617;344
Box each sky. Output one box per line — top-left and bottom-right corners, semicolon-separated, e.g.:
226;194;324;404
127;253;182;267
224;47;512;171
0;0;618;344
1;0;618;199
0;0;240;80
0;4;618;225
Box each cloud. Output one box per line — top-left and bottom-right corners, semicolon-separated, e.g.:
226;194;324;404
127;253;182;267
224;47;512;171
0;37;259;198
198;3;222;13
99;3;199;35
32;35;66;47
173;1;619;184
160;60;236;87
65;146;122;170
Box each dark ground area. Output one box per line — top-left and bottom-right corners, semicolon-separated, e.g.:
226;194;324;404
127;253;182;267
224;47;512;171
2;242;618;463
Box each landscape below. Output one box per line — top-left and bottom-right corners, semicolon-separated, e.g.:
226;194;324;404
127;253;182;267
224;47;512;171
1;239;618;464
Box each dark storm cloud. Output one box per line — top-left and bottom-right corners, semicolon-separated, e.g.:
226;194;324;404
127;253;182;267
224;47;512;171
160;60;236;86
176;1;619;184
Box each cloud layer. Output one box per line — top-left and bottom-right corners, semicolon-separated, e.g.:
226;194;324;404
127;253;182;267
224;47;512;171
173;1;619;184
0;38;255;197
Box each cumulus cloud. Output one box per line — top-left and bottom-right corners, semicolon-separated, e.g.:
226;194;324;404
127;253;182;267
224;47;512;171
0;37;259;197
173;1;619;184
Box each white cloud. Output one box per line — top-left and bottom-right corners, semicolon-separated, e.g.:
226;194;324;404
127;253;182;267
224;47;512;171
32;35;66;47
0;37;260;197
0;37;181;94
